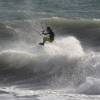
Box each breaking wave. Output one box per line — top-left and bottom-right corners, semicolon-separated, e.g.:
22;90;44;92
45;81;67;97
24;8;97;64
0;17;100;94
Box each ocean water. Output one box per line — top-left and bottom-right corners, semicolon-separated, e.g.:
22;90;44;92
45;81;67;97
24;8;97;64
0;0;100;20
0;0;100;100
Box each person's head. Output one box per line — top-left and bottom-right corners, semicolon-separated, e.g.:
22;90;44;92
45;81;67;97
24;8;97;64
46;26;52;32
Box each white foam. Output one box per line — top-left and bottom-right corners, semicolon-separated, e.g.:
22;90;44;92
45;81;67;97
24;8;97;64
44;36;85;59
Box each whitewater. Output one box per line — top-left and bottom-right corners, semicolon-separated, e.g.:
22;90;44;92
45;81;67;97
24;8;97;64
0;17;99;100
0;0;100;100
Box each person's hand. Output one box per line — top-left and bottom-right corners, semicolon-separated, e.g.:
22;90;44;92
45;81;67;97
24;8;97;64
40;30;44;35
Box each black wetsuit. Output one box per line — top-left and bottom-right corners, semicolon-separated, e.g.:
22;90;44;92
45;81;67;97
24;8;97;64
48;30;54;42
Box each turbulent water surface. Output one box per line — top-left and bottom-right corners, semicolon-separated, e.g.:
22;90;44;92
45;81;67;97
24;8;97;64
0;0;100;100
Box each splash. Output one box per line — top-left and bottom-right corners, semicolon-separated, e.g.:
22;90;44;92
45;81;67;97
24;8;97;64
44;36;85;59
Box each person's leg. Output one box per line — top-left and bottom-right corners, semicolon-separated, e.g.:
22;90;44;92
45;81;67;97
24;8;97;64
39;37;51;45
39;37;49;45
50;38;54;42
43;37;49;44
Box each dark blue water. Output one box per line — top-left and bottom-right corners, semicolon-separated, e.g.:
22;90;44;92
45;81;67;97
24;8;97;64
0;0;100;20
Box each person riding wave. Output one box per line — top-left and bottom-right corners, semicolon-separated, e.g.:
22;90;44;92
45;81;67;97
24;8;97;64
39;26;55;45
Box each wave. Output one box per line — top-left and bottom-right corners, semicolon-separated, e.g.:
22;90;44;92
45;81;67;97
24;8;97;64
41;17;100;47
0;17;100;94
1;17;100;48
0;36;85;87
74;51;100;95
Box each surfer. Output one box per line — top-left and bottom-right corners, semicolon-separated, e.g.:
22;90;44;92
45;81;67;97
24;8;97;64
39;26;55;45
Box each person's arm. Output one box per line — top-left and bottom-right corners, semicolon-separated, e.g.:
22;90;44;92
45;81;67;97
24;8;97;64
42;30;48;35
